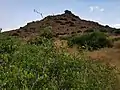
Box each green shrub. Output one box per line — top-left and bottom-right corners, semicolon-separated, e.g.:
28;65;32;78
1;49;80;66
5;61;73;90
68;32;113;50
0;34;119;89
84;29;94;33
40;26;53;39
0;34;20;54
99;29;107;32
111;37;120;42
113;29;120;34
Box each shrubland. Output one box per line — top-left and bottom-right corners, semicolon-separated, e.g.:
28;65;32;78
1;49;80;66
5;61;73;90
0;31;120;90
65;32;113;50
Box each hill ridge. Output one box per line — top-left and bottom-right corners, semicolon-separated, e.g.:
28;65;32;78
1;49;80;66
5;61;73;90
4;10;119;37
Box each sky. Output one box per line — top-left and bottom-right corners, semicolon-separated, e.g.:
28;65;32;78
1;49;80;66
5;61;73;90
0;0;120;31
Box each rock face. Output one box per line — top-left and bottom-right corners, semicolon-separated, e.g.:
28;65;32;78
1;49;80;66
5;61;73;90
4;10;118;37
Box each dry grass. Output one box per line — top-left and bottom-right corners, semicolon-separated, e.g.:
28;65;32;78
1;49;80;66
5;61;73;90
54;39;120;69
54;39;80;54
114;40;120;49
87;46;120;86
87;48;120;68
54;39;68;49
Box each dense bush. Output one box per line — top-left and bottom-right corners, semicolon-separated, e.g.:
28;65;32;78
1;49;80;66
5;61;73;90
0;34;20;54
113;29;120;34
99;29;107;32
68;32;113;50
27;37;52;45
40;26;53;39
0;34;119;89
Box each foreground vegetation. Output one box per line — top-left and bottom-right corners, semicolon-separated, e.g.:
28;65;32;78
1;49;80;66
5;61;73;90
0;33;120;90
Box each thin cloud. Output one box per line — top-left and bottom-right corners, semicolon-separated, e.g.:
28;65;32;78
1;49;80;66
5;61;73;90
100;8;104;12
89;6;105;12
89;6;94;12
95;6;99;9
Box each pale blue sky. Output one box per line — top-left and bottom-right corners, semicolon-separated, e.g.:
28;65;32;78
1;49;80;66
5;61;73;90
0;0;120;31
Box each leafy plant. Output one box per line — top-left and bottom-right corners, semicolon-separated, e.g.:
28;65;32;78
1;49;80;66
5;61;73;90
67;32;113;50
0;34;20;54
0;33;119;90
40;26;53;39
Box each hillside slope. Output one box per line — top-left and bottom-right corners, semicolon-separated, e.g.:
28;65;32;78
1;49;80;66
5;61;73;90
4;10;119;38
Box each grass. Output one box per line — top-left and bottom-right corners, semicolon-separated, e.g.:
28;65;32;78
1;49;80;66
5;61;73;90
0;33;120;89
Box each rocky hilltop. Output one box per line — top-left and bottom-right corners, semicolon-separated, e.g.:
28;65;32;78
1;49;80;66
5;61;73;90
4;10;119;37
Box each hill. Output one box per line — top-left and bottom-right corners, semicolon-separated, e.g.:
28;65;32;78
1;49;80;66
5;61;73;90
4;10;120;38
1;10;120;89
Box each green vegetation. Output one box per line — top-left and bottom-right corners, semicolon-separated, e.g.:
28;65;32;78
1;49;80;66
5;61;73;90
113;29;120;34
0;32;119;90
67;32;113;50
0;34;20;54
40;26;53;39
112;37;120;42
